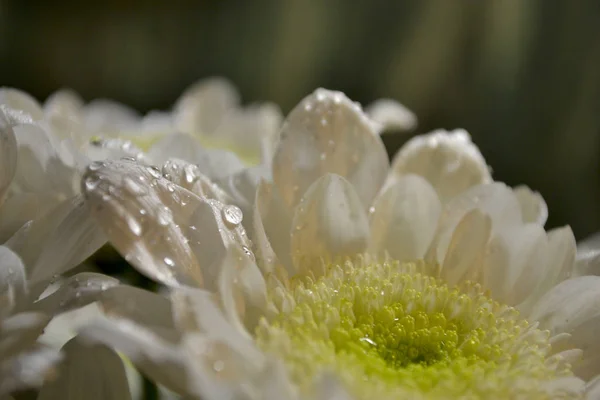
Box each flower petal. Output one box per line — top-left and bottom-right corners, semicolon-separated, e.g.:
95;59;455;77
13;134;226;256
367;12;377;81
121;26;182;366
0;246;26;302
390;129;491;202
0;312;51;359
291;174;370;276
82;159;251;288
369;174;441;262
80;318;191;395
0;192;62;243
273;88;388;210
0;345;61;396
441;209;491;286
32;273;119;315
174;77;239;135
0;88;44;121
529;276;600;335
147;132;245;180
514;185;548;226
365;98;417;133
574;232;600;277
37;336;132;400
0;109;17;203
99;285;177;341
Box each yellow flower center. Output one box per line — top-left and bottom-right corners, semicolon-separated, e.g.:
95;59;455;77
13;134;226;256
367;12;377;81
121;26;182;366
256;260;579;399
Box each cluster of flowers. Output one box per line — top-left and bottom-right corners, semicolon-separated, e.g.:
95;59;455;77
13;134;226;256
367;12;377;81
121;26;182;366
1;78;599;399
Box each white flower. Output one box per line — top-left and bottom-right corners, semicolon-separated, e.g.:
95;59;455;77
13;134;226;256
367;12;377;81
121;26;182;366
78;89;600;399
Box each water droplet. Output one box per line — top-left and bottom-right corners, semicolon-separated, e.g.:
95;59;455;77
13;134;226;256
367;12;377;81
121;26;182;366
163;257;175;267
315;90;327;102
222;204;243;227
213;360;225;372
127;216;143;236
304;102;313;112
88;161;105;171
84;176;100;191
157;208;171;226
319;152;327;161
360;337;377;347
368;206;375;214
242;245;255;262
121;156;136;162
147;166;161;178
166;183;176;193
320;117;328;126
184;164;199;184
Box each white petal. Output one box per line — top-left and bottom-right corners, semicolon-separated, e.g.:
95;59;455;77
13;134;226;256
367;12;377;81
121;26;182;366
82;137;147;163
99;285;177;341
442;209;491;286
482;223;547;305
273;88;388;210
38;303;104;349
574;232;600;277
82;159;250;288
162;158;234;205
428;182;522;263
0;192;62;243
174;77;240;135
83;99;139;134
291;174;370;276
0;88;44;121
514;185;548;225
0;312;50;359
19;195;107;284
369;174;441;262
32;273;119;315
0;109;17;203
0;246;26;301
80;318;191;395
529;276;600;335
254;180;294;273
390;129;491;202
0;345;61;396
365;98;417;132
38;336;132;400
565;314;600;380
147;132;245;180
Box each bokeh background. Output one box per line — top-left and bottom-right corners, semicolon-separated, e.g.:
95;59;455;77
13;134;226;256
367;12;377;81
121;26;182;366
1;0;600;239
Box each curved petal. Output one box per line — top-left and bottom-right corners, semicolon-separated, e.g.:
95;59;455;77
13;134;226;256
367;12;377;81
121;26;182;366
174;77;240;136
273;88;388;210
161;158;234;204
482;223;548;305
81;159;251;288
514;185;548;226
441;209;491;286
0;312;51;359
37;336;132;400
0;345;61;396
32;273;119;315
291;174;370;276
0;88;44;121
0;109;17;203
0;246;26;300
147;132;245;180
83;99;139;134
574;232;600;277
529;276;600;336
369;174;441;262
0;192;62;243
390;129;491;203
365;98;417;133
428;182;522;263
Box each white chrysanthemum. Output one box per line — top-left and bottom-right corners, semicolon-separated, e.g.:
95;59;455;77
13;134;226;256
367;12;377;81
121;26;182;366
0;101;124;397
79;89;600;399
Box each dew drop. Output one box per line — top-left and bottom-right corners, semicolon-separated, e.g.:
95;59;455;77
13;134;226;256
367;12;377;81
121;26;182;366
242;245;255;262
147;166;162;178
166;183;176;193
319;152;327;161
163;257;175;267
184;164;199;184
304;102;313;112
213;360;225;372
84;176;100;191
368;206;376;214
320;117;328;126
127;217;143;237
88;161;105;171
222;204;243;227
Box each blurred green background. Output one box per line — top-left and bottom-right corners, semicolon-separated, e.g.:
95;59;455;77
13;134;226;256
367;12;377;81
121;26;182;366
1;0;599;239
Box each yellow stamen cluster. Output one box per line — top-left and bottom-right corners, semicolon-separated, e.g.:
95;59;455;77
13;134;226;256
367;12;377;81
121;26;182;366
256;260;579;399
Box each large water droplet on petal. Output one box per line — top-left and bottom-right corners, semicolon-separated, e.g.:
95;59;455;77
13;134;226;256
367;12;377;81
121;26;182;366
222;204;243;227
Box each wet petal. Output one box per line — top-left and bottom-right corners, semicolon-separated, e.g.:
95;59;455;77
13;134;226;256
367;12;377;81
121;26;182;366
0;246;26;301
0;312;51;359
365;98;417;132
174;77;240;135
0;192;62;243
514;185;548;226
0;88;44;121
32;273;119;315
38;337;132;400
291;174;370;276
147;132;245;180
390;129;491;202
369;175;441;262
82;159;250;288
273;88;388;209
0;109;17;203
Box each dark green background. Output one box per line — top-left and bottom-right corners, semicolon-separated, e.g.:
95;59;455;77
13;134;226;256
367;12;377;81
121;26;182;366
2;0;599;239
